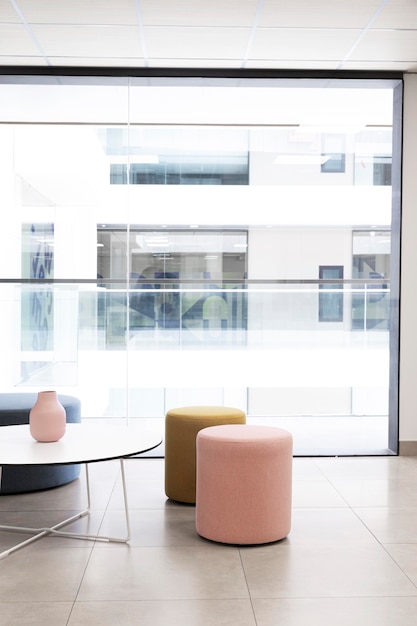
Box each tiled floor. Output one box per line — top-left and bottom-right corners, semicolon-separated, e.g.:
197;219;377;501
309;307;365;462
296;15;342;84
1;455;417;625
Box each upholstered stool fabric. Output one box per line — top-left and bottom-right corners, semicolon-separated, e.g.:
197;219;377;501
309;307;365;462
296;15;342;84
165;406;246;503
196;424;293;545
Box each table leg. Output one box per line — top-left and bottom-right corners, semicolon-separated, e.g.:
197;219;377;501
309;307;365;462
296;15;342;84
0;458;131;559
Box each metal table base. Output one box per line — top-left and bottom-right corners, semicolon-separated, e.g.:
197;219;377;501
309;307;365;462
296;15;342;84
0;459;131;559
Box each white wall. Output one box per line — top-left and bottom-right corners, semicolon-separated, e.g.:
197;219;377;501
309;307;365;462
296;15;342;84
399;74;417;445
249;132;356;187
247;227;353;331
248;228;352;280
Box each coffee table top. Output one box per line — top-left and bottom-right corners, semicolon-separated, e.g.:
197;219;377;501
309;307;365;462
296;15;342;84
0;422;162;466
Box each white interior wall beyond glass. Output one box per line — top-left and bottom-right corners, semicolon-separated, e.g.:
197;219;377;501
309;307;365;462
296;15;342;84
0;73;402;455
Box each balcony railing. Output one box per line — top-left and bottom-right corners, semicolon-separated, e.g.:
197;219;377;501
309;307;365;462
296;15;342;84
0;277;393;454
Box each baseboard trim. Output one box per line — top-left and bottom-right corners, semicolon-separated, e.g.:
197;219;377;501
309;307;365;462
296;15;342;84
399;441;417;456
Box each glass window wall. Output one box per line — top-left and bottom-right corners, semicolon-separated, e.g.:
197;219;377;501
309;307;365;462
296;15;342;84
0;72;402;455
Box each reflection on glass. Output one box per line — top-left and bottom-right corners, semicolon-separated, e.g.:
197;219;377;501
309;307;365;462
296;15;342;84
352;231;390;330
97;228;247;341
319;266;343;322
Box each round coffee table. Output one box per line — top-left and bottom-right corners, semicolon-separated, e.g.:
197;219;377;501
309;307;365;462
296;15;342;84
0;421;162;559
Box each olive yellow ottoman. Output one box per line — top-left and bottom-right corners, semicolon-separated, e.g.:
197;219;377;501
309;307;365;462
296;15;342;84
196;424;293;544
164;406;246;503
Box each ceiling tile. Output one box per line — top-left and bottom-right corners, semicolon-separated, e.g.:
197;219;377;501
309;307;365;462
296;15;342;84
12;0;138;25
31;25;143;58
250;28;360;61
245;59;341;70
0;24;42;55
146;58;244;69
0;3;20;21
259;0;383;28
340;59;417;71
373;0;417;28
0;0;416;71
140;0;258;27
0;55;47;66
48;57;148;68
350;30;417;61
145;26;250;60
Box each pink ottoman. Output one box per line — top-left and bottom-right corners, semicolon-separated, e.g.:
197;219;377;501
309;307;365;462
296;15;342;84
196;424;293;545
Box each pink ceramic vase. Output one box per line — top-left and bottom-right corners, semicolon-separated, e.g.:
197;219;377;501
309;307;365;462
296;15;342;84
29;390;66;442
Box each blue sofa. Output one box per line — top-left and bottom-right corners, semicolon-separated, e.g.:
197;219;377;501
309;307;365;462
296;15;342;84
0;393;81;493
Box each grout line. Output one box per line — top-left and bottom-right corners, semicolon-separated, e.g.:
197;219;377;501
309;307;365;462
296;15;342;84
337;0;390;69
241;0;266;70
134;0;149;67
9;0;52;66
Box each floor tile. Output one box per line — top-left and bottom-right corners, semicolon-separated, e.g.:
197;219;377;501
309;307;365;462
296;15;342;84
98;507;201;547
292;481;348;508
0;601;73;626
0;547;92;602
109;476;169;510
354;507;417;543
77;545;250;601
315;456;417;481
240;543;417;598
287;508;381;545
0;508;105;552
2;454;417;623
292;459;328;481
330;478;417;508
252;597;417;626
384;544;417;585
68;599;256;626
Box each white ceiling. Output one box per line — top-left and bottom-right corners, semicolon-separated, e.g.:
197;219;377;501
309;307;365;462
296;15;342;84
0;0;416;72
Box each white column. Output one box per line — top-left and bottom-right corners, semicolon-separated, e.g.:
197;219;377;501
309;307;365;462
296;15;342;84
399;74;417;449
